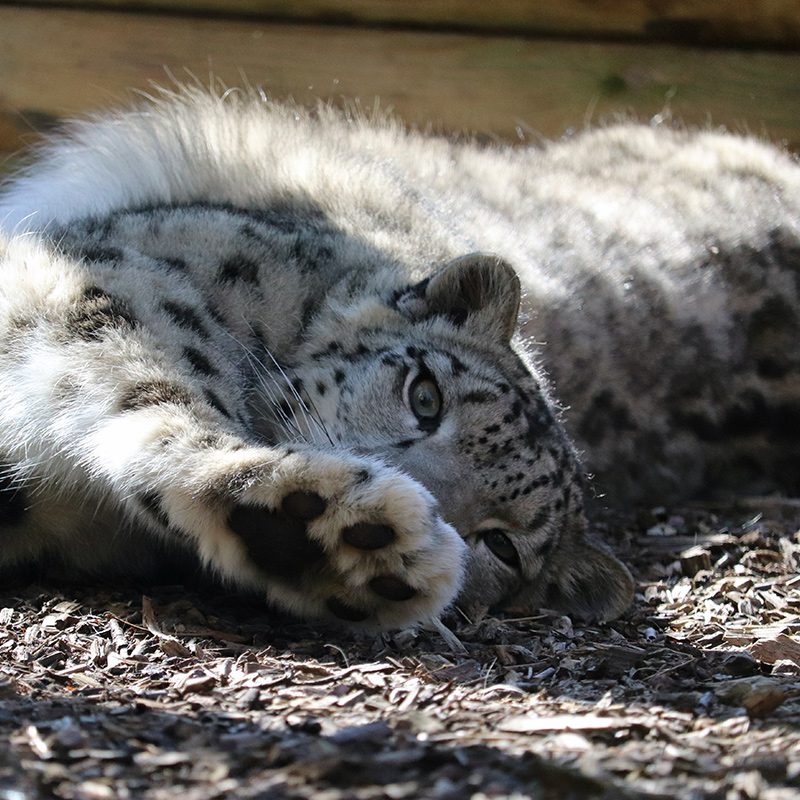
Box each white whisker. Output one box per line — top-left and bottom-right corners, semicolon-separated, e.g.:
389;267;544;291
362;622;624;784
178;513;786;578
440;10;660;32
222;322;335;447
226;333;308;441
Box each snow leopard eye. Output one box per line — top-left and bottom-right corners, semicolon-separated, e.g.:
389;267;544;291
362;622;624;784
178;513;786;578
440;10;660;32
483;530;519;567
408;374;442;422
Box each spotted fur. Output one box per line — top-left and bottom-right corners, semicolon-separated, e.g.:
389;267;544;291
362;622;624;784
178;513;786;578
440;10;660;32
0;87;797;627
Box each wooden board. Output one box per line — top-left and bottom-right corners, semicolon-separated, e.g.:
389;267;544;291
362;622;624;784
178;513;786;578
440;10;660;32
10;0;800;47
1;5;800;164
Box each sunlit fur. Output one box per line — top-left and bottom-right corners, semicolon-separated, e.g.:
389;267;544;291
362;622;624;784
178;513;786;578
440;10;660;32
0;86;797;626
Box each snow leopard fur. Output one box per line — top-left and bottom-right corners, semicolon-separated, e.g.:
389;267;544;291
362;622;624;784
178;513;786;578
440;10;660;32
0;87;797;628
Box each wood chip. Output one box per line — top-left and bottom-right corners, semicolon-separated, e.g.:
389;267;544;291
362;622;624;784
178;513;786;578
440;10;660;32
680;546;712;577
0;503;797;798
749;634;800;667
498;714;649;733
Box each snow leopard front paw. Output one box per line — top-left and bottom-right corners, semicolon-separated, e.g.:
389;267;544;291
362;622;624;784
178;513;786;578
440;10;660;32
225;450;466;628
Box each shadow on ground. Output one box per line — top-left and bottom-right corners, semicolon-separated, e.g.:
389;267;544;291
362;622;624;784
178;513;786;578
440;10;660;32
1;503;799;799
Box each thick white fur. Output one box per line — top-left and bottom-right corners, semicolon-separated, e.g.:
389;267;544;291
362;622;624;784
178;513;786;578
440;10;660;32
1;87;798;626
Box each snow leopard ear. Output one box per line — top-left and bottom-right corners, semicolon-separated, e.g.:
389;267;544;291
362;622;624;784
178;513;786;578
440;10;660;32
545;536;635;622
397;253;521;343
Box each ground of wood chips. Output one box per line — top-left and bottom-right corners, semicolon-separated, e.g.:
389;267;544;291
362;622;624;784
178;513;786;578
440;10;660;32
1;501;799;800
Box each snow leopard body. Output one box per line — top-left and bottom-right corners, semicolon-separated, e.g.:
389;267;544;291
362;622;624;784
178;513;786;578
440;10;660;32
0;89;797;627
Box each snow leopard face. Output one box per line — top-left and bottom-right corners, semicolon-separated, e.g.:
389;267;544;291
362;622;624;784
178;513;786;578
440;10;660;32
284;255;634;622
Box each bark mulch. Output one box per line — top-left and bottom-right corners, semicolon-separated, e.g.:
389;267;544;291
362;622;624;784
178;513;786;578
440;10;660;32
1;501;799;800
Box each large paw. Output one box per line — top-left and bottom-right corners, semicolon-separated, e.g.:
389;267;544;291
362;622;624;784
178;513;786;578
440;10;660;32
225;449;466;629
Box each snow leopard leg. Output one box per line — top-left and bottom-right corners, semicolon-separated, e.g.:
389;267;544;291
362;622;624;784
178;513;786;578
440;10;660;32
0;238;465;627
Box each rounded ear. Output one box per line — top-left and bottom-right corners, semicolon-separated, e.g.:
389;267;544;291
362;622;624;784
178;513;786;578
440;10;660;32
545;537;635;622
398;253;521;343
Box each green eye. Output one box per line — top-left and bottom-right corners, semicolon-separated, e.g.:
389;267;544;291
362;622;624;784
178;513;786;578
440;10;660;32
483;529;519;567
408;375;442;422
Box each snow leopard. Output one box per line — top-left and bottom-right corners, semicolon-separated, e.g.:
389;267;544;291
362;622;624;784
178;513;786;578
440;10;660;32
0;87;797;629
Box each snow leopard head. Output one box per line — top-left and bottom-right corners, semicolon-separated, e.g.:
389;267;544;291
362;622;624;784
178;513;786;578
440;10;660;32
294;254;635;622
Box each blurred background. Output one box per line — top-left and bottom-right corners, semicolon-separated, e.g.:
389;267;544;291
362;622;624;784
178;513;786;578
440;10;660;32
1;0;800;169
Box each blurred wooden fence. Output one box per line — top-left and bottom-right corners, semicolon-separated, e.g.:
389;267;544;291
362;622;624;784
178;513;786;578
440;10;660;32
1;1;799;167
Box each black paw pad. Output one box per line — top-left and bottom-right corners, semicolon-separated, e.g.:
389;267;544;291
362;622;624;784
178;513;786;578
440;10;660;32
228;504;325;579
281;490;327;521
341;523;395;550
369;575;416;601
326;597;370;622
